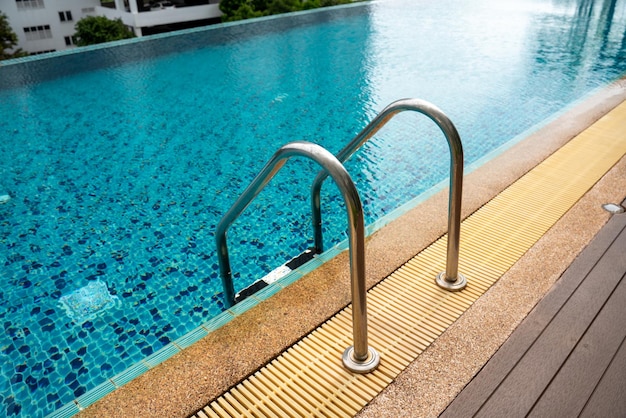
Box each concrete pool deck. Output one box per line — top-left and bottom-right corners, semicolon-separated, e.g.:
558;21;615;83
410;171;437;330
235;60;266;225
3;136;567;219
77;79;626;417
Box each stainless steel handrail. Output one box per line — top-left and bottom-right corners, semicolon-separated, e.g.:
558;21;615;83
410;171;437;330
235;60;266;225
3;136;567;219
311;98;467;291
215;141;380;373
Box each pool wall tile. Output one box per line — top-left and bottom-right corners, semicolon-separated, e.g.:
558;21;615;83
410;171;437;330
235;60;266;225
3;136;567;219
202;311;235;332
75;380;116;409
45;401;80;418
174;326;209;349
110;362;150;387
252;283;283;301
144;344;180;368
4;1;626;417
227;297;259;316
364;178;449;236
274;270;303;288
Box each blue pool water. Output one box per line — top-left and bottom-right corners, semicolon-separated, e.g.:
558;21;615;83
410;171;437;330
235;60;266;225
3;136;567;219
1;0;626;416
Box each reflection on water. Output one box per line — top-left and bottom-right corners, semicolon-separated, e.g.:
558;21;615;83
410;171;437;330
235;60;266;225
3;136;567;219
533;0;626;78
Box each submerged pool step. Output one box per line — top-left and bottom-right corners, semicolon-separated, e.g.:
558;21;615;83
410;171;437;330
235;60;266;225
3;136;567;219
234;250;316;304
193;100;626;418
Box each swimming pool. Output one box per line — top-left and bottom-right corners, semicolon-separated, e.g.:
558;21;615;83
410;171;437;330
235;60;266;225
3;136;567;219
1;0;625;416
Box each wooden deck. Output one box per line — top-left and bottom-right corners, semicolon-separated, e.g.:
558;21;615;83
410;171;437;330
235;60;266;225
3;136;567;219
441;200;626;418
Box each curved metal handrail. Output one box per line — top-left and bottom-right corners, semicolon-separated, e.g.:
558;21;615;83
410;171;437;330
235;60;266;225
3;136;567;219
311;98;467;291
215;141;380;373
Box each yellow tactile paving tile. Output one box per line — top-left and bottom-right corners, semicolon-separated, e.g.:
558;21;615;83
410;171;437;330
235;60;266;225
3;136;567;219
192;100;626;417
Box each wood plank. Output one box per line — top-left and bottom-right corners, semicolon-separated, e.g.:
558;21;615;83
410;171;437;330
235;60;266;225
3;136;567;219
441;212;626;417
529;271;626;416
474;220;626;417
579;335;626;417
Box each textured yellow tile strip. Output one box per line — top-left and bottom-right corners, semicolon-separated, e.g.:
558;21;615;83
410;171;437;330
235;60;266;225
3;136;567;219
193;101;626;418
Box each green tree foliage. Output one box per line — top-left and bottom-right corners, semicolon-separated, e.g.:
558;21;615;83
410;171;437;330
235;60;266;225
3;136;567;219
74;16;135;46
220;0;354;22
0;12;27;60
219;0;244;17
266;0;303;15
221;0;264;22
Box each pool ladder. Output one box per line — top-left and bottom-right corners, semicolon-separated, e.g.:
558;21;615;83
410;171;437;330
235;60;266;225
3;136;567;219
215;98;467;374
312;98;467;291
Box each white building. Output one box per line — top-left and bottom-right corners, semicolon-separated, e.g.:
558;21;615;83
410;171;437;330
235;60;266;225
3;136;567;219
3;0;222;55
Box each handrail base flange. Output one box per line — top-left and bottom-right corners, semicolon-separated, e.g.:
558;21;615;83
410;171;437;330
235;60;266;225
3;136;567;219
436;272;467;292
342;346;380;374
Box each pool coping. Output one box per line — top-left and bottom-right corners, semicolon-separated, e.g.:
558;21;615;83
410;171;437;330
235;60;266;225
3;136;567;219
75;79;626;417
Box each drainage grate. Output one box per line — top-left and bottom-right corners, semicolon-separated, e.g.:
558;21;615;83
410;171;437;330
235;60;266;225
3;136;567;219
59;280;120;323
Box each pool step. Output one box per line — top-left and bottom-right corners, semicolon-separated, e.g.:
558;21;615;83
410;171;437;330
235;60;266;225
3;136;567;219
234;250;316;303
